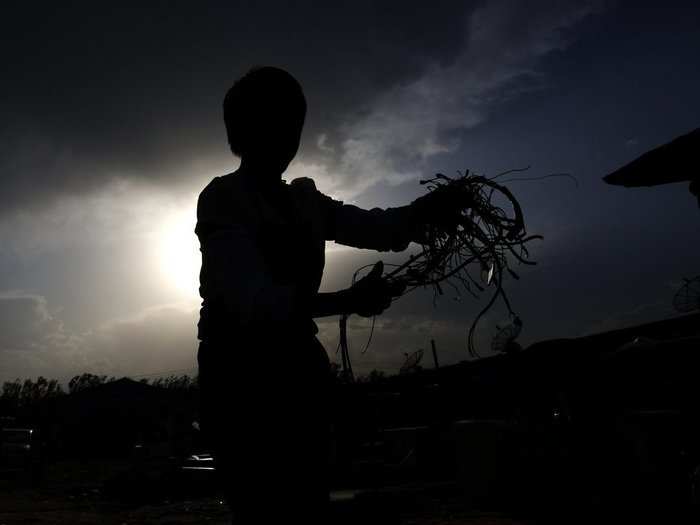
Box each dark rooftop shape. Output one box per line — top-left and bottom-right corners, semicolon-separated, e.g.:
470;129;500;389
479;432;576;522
603;127;699;188
66;377;159;400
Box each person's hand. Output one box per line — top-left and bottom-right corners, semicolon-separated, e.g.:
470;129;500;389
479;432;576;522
410;184;468;234
409;185;467;244
346;261;405;317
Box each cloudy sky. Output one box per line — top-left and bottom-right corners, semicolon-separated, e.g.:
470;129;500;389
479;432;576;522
1;0;699;383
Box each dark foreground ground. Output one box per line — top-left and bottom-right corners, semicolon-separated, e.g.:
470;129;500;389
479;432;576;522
0;458;532;525
4;316;699;523
5;458;698;525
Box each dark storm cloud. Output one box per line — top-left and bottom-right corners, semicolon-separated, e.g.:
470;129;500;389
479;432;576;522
2;0;608;213
309;0;605;196
0;292;80;381
0;1;474;213
8;0;700;384
0;292;57;351
0;290;197;382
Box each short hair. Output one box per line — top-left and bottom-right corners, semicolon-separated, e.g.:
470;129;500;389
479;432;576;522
223;66;307;157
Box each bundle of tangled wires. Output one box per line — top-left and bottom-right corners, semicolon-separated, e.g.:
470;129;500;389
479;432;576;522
339;167;558;379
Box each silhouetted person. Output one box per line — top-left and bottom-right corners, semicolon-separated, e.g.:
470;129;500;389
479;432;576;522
196;66;455;524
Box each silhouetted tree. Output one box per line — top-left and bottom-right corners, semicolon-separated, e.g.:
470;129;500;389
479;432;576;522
68;373;111;394
150;374;197;391
2;379;22;401
358;369;387;383
1;377;64;413
0;379;23;413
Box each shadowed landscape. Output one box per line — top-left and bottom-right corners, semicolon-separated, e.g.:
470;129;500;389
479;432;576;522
3;310;700;522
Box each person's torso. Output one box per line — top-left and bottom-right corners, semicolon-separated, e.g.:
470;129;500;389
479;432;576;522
196;171;328;341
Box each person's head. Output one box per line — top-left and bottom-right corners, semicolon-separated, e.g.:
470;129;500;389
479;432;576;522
224;66;306;174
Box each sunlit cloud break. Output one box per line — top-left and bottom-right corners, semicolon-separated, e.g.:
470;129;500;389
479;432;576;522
301;0;600;199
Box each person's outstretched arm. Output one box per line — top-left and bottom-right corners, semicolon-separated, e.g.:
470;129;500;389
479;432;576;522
289;177;459;254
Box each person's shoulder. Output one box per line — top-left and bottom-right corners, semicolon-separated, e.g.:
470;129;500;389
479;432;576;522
196;173;255;239
199;172;243;196
197;173;248;227
198;172;248;207
289;176;317;192
287;177;343;227
288;176;338;204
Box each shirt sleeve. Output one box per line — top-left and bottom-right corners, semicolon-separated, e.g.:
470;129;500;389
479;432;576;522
332;203;418;252
289;177;418;252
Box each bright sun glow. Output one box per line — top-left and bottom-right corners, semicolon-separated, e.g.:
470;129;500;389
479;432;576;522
158;206;200;298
